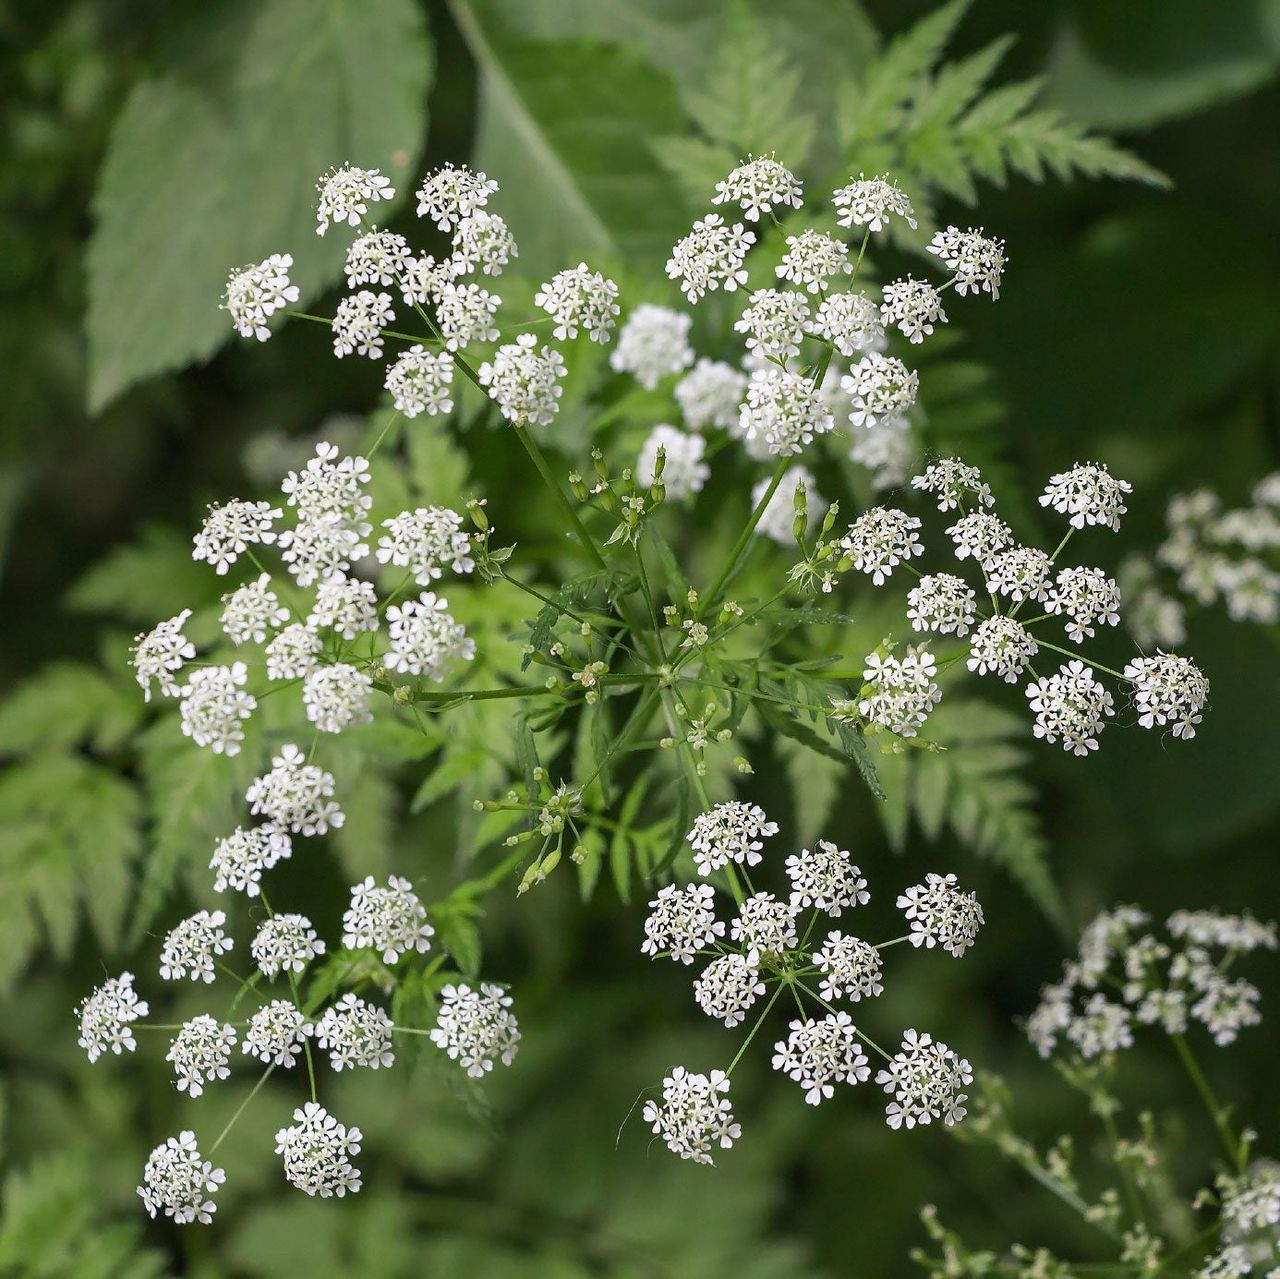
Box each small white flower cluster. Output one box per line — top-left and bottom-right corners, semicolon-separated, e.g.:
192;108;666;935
429;982;522;1077
138;1131;226;1225
342;874;435;963
853;646;942;739
641;808;979;1155
223;253;299;342
1026;905;1276;1059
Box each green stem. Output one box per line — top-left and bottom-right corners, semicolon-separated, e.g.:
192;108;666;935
210;1065;276;1154
703;458;790;614
1033;638;1129;682
286;309;424;345
1171;1033;1242;1169
726;982;786;1075
513;425;610;574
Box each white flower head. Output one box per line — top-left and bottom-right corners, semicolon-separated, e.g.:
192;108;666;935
967;615;1038;683
451;209;518;277
687;801;779;877
906;572;978;637
858;646;942;738
1047;566;1122;643
331;290;394;360
850;415;914;491
643;1066;740;1164
280;442;372;531
713;154;803;221
77;972;149;1063
880;277;947;344
534;263;620;343
275;1101;363;1197
308;573;378;640
251;913;325;979
246;743;345;836
876;1029;972;1129
166;1015;236;1097
385;345;455;418
316;993;395;1071
947;509;1013;568
842;352;918;429
160;910;233;983
675;358;748;431
376;506;473;583
342;874;434;963
986;546;1052;605
927;226;1006;299
813;932;884;1003
315;164;394;235
415;163;498;232
1167;909;1277;952
265;623;322;681
752;466;826;546
1040;461;1133;532
435;281;502;350
244;1000;314;1068
785;840;869;916
911;458;995;512
224;253;299;341
477;333;566;426
734;288;811;360
898;872;984;957
641;882;724;963
610;305;694;389
810;290;884;357
775;229;852;294
1191;976;1261;1046
1026;659;1116;756
178;663;256;755
384;591;476;680
694;953;766;1028
832;174;917;233
1066;992;1133;1057
841;507;923;586
303;663;373;734
344;228;411;288
210;825;292;896
220;572;289;645
666;213;755;302
1123;651;1209;740
138;1131;225;1225
637;425;710;499
400;253;457;306
773;1013;870;1105
731;892;799;954
738;366;834;457
429;982;521;1076
131;610;197;701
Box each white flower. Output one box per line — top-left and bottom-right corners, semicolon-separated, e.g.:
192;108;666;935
193;499;281;574
967;616;1038;683
1218;556;1280;624
377;506;473;583
1167;910;1277;952
666;213;755;302
1047;566;1122;643
675;358;747;431
731;892;799;953
813;932;884;1003
435;281;501;350
1039;461;1133;532
1195;1244;1256;1279
906;573;977;637
224;253;299;341
331;290;394;360
1026;660;1116;756
785;840;869;916
713;154;803;221
244;1000;313;1068
160;911;233;983
926;226;1006;299
880;277;947;344
477;333;566;426
1123;651;1209;740
316;993;395;1071
167;1015;236;1096
1219;1166;1280;1234
138;1131;225;1225
752;466;826;546
1191;977;1261;1046
876;1030;972;1129
773;1013;870;1105
1066;993;1133;1057
840;507;923;585
857;646;942;738
265;624;322;681
246;743;345;836
315;164;394;234
415;163;498;232
131;610;197;701
251;913;326;978
775;229;852;294
281;441;372;526
275;1102;363;1197
399;253;456;306
738;366;834;457
850;415;914;491
534;262;620;342
734;288;811;360
687;801;779;876
637;424;710;499
384;591;475;679
641;882;724;963
898;872;984;957
842;352;918;428
610;305;694;388
344;228;411;287
429;982;521;1076
210;825;292;896
986;546;1052;604
385;345;455;418
911;458;995;512
643;1066;740;1164
303;663;373;734
1026;980;1075;1058
277;517;368;587
810;291;884;357
220;572;289;645
342;874;434;963
947;509;1013;567
832;174;917;233
308;573;378;640
77;972;149;1063
451;209;517;277
693;953;765;1028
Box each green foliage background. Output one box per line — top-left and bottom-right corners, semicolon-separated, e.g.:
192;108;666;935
0;0;1277;1273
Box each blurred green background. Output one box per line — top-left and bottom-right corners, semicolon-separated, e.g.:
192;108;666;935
0;0;1277;1274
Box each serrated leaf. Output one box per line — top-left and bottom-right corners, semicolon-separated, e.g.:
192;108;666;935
85;0;432;411
0;662;142;756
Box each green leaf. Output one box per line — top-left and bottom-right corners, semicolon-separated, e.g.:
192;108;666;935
0;662;141;756
85;0;432;411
